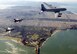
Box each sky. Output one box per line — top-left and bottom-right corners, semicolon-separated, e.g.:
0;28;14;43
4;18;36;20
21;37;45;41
0;0;77;3
26;0;77;2
0;0;76;9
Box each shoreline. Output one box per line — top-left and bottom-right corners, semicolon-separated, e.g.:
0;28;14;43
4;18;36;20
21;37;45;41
41;30;61;47
0;30;61;47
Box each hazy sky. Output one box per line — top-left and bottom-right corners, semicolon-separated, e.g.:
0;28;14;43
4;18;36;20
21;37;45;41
0;0;77;3
25;0;77;2
0;0;76;9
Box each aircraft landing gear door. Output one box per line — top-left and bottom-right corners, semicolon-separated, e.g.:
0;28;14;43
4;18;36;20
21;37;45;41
58;13;62;17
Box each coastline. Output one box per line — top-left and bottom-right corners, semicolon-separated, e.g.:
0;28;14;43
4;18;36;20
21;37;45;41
41;30;61;47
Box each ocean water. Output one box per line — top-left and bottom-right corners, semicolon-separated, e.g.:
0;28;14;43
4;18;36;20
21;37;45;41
0;30;77;54
41;30;77;54
0;40;35;54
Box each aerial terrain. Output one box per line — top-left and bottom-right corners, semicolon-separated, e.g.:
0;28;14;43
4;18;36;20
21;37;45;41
0;1;77;54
